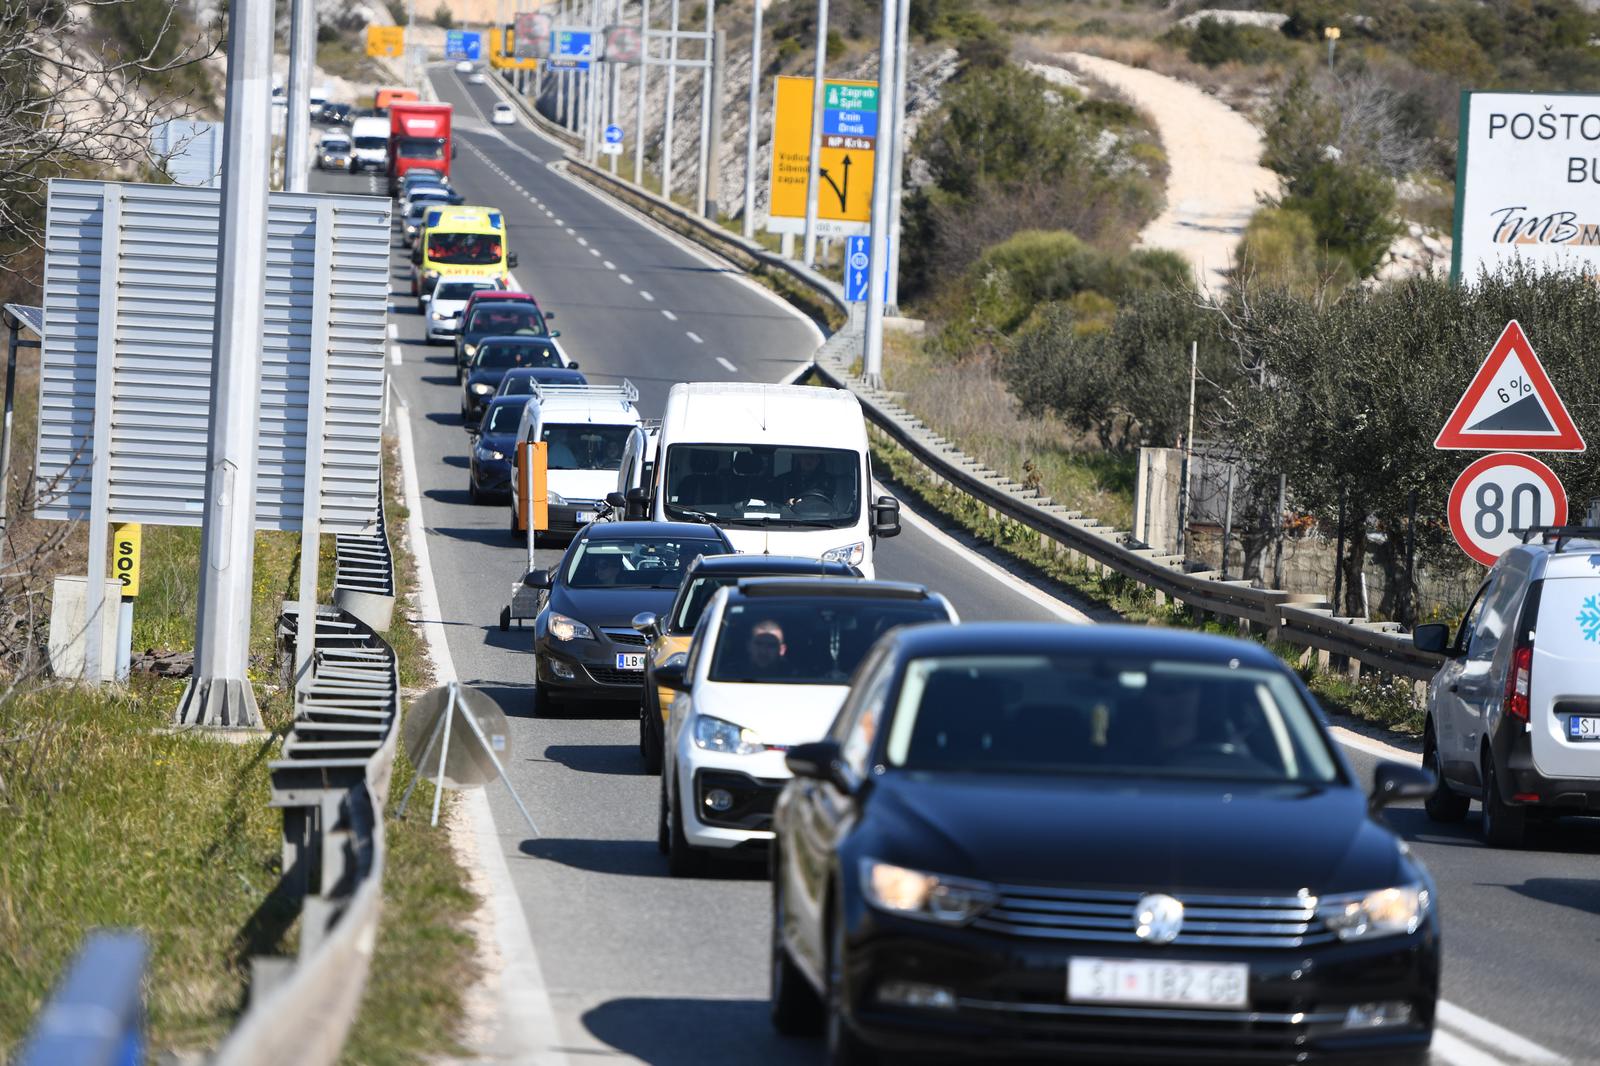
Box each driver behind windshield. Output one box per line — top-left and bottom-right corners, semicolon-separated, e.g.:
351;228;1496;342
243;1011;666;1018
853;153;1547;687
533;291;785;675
781;451;838;508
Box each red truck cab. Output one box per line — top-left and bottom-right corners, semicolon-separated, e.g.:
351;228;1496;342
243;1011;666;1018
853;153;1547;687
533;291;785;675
388;102;452;196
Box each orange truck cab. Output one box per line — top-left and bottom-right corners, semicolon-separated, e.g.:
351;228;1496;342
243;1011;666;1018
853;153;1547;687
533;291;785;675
374;86;418;112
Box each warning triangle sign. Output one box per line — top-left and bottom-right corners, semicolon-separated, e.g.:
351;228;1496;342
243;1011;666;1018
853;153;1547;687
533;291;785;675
1434;320;1586;452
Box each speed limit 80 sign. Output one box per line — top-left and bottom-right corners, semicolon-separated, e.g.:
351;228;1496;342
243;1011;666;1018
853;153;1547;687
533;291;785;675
1447;452;1568;566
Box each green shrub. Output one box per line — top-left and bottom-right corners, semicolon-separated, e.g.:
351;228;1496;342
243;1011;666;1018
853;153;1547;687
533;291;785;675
433;3;452;27
1182;17;1292;68
1235;206;1355;296
1280;161;1401;278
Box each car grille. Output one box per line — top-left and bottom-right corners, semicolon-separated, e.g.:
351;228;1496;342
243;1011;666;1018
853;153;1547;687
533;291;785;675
584;665;645;685
601;628;648;647
973;885;1335;949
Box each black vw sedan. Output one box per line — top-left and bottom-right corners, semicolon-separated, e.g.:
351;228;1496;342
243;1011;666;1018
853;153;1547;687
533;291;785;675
770;623;1439;1065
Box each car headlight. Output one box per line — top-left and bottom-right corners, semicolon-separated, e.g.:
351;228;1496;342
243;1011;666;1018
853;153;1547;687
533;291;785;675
430;310;445;320
860;860;996;925
547;491;566;506
692;714;765;755
462;343;477;357
471;382;495;395
822;541;866;566
423;269;439;282
476;445;506;461
548;612;594;642
1319;884;1429;942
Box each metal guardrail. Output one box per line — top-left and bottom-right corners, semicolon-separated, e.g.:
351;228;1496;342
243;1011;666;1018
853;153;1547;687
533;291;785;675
332;499;396;633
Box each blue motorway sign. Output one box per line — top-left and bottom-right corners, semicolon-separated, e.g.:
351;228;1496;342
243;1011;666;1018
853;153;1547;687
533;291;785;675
823;109;878;139
604;124;624;145
551;29;593;69
445;30;482;60
846;236;871;302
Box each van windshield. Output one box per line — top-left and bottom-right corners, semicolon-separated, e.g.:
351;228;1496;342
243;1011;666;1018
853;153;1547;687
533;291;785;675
542;424;632;471
353;136;388;150
662;444;861;528
429;231;502;266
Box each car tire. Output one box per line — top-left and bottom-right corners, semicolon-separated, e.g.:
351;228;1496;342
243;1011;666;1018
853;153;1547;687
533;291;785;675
826;902;877;1066
771;865;824;1036
657;772;671;856
1480;748;1527;848
640;697;663;773
468;477;482;505
534;681;563;718
1422;722;1469;823
666;772;708;878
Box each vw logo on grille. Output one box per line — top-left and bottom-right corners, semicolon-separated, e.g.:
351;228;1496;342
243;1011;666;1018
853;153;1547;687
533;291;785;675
1133;893;1184;944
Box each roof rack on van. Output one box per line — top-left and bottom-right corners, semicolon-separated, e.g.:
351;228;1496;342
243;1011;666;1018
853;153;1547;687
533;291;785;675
1517;526;1600;551
530;379;639;405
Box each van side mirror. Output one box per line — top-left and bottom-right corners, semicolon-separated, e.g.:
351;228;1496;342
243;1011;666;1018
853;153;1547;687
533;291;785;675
872;495;901;539
625;485;649;520
1412;623;1450;656
507;251;519;268
1370;761;1435;813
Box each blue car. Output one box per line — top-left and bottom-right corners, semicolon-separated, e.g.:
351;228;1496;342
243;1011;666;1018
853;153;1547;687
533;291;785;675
467;395;528;503
459;336;569;422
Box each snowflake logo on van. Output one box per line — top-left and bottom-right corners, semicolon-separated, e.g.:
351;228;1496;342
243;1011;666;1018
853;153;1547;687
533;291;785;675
1579;595;1600;644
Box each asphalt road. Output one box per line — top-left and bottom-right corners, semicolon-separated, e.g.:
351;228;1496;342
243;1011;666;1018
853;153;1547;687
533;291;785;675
311;68;1600;1065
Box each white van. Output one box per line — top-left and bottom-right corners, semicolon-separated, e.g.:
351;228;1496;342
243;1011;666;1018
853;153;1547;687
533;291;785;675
511;382;643;537
1417;525;1600;846
613;382;901;578
350;115;390;172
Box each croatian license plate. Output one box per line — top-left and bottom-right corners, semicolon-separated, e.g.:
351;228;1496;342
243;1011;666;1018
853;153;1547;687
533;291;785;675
1568;716;1600;740
1068;958;1248;1009
576;510;596;523
615;653;645;671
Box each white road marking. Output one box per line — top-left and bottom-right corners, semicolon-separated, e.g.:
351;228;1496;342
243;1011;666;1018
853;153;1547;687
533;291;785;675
639;290;654;301
618;273;633;285
661;309;677;321
1436;1003;1570;1065
1328;726;1419;764
589;248;601;257
389;343;402;366
716;356;738;372
603;260;616;270
545;209;554;217
685;331;703;344
1433;1031;1513;1066
576;236;587;246
554;218;564;226
566;227;576;236
386;322;398;339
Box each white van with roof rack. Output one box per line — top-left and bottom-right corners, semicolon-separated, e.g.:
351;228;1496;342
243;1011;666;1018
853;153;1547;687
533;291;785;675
610;382;901;578
511;381;643;537
1416;524;1600;847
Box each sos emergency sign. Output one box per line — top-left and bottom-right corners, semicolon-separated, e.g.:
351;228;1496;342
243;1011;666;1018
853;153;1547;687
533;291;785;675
1447;453;1568;567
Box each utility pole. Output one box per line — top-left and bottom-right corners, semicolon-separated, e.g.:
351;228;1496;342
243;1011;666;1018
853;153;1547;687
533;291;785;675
176;0;273;728
662;0;680;199
608;0;622;173
634;0;649;185
284;0;314;193
694;0;716;216
705;29;725;217
860;0;897;385
801;0;828;266
741;0;762;237
884;0;909;311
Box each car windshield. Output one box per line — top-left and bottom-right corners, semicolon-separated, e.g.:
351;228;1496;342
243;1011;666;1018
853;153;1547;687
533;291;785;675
565;537;726;589
662;444;860;528
466;306;544;335
321;139;350;152
883;655;1341;783
398;136;446;159
541;423;632;471
481;402;524;434
430;232;503;266
353;136;388;150
499;371;586;395
475;344;561;370
709;597;946;685
671;574;737;633
436;281;493;301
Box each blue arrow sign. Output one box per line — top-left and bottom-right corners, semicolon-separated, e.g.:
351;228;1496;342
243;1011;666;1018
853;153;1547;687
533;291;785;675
604;124;624;144
846;236;871;302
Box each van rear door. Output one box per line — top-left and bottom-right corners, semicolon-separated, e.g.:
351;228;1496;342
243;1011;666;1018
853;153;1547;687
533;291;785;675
1529;574;1600;780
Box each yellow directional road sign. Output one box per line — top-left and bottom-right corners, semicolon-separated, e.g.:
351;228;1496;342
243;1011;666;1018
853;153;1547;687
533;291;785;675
112;522;142;598
768;75;878;235
367;25;404;58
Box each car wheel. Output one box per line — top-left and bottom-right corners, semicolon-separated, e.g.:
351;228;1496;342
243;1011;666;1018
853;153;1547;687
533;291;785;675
666;771;708;878
826;902;876;1066
771;863;824;1035
640;697;663;773
534;681;563;718
1480;748;1527;848
468;476;482;505
657;772;671;855
1422;723;1469;823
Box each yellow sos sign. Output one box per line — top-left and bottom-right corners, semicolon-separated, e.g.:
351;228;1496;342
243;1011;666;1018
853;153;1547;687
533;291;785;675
112;522;142;598
366;25;404;58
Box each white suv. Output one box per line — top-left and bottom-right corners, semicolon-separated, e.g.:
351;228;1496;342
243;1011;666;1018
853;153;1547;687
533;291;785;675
1416;526;1600;846
653;577;956;876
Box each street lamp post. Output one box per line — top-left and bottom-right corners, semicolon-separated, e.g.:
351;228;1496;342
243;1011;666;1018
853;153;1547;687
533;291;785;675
741;0;763;238
860;0;898;386
800;0;828;266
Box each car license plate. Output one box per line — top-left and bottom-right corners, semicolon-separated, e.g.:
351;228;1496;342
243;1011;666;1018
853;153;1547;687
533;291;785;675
576;510;596;523
1068;958;1248;1009
1569;716;1600;740
615;653;645;671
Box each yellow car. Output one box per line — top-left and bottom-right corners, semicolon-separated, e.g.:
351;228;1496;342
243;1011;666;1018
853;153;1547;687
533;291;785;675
632;553;859;771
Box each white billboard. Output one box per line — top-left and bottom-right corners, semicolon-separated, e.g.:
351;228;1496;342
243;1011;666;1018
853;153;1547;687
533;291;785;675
1454;91;1600;282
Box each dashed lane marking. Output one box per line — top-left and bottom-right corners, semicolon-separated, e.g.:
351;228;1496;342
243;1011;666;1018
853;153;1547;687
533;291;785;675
389;344;401;366
716;357;738;372
618;273;633;285
661;309;677;321
640;290;654;301
603;260;616;270
386;322;397;339
686;331;703;344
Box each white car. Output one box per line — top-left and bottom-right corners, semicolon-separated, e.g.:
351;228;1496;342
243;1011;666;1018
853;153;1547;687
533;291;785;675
455;60;473;74
492;102;516;126
469;71;488;85
425;276;501;343
656;577;957;876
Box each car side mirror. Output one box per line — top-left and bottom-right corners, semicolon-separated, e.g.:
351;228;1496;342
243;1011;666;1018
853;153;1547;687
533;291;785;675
1411;623;1450;656
655;659;688;692
1369;761;1435;813
524;568;551;589
451;144;458;158
410;246;421;265
548;329;561;338
507;251;519;268
632;611;660;639
786;740;852;792
566;359;580;369
606;491;628;508
872;495;901;539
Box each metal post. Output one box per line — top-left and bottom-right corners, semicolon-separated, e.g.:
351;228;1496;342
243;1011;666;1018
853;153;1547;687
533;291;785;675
801;0;829;266
884;0;909;311
294;204;335;690
703;28;725;217
1220;465;1235;581
1404;488;1419;626
859;0;896;385
115;599;133;682
662;0;681;200
285;0;314;192
176;0;273;729
608;11;621;173
1332;484;1347;616
1173;341;1198;560
741;0;762;237
430;682;458;826
85;186;121;683
0;318;19;531
635;0;649;185
694;0;716;216
1273;473;1287;589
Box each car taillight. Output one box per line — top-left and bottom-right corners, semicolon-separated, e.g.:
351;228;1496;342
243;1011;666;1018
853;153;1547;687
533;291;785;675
1505;644;1532;720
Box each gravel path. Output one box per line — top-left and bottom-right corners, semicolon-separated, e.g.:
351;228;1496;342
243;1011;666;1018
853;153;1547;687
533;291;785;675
1037;53;1281;295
